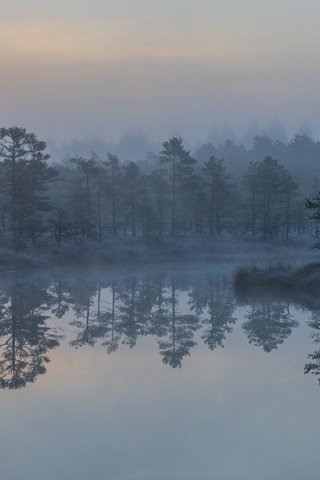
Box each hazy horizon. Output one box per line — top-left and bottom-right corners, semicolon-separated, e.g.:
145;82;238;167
1;0;320;144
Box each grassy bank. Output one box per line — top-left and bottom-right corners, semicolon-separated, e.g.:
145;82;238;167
0;235;316;272
234;261;320;310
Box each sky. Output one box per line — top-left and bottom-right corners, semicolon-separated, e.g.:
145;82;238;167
1;0;320;145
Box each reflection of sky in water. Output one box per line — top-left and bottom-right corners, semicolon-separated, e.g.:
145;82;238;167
0;265;319;480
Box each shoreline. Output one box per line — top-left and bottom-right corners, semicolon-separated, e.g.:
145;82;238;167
234;261;320;311
0;236;316;272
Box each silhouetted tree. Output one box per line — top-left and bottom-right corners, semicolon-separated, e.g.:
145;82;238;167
306;191;320;247
0;127;54;249
202;156;232;234
69;156;98;238
159;137;195;235
244;161;259;236
104;153;122;237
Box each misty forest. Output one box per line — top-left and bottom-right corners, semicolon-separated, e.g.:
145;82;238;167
3;125;320;480
1;126;320;257
4;0;320;477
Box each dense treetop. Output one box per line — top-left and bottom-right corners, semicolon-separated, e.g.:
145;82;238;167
0;126;319;251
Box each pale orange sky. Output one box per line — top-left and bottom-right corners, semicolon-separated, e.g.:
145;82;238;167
1;0;320;142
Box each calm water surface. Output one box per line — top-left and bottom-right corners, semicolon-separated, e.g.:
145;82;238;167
0;263;319;480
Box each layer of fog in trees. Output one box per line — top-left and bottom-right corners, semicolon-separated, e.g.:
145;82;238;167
1;126;320;254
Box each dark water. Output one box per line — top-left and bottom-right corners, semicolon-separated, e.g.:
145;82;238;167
0;263;319;480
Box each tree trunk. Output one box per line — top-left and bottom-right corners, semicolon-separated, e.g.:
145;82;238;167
251;187;256;236
97;188;102;241
112;164;117;237
210;181;214;235
171;157;176;235
86;174;90;238
285;194;290;242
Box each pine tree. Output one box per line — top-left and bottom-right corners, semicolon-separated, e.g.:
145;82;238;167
159;137;195;235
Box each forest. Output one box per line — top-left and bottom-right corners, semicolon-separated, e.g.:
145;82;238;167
0;126;319;254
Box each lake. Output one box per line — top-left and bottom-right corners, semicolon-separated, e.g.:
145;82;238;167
0;262;319;480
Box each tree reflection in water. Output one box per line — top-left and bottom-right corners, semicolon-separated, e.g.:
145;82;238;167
242;301;298;352
0;278;63;389
0;269;319;389
305;312;320;383
189;275;236;350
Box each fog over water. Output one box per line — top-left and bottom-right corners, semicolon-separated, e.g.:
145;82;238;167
2;1;320;479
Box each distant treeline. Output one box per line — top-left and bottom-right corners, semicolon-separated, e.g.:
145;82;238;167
0;127;318;251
